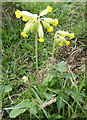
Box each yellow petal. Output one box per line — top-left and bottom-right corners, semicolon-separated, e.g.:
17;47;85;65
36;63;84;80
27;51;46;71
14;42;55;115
53;18;58;25
15;10;21;18
69;33;74;38
21;32;28;37
47;6;52;12
39;38;44;42
58;42;63;46
22;17;28;22
47;26;53;32
65;41;70;46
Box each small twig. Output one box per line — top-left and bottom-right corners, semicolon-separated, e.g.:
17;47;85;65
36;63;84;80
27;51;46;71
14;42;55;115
75;38;77;48
67;66;77;89
39;97;57;110
8;93;14;103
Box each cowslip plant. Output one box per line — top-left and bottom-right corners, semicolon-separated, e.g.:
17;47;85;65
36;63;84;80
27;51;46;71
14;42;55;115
50;30;74;72
15;6;58;76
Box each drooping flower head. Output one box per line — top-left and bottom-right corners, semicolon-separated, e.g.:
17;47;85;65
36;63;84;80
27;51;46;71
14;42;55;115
54;30;74;46
15;6;59;42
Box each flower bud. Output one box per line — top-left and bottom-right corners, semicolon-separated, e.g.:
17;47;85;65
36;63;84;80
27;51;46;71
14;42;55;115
30;22;37;33
23;22;33;33
38;22;44;38
58;30;69;37
42;20;50;29
22;76;28;83
39;6;52;16
39;9;48;16
21;11;38;20
42;18;54;24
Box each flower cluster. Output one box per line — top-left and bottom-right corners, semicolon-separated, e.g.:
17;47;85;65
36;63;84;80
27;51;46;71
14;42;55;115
55;30;74;46
15;6;58;42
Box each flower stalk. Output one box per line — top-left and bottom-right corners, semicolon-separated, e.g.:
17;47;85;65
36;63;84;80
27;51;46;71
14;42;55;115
35;32;39;76
50;37;56;73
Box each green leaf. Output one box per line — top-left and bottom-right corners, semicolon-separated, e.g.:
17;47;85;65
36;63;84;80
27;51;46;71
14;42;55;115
9;99;31;118
53;61;67;72
4;85;12;93
30;102;37;115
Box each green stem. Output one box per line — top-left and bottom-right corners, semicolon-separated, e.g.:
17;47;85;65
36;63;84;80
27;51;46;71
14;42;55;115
35;32;39;77
50;38;56;73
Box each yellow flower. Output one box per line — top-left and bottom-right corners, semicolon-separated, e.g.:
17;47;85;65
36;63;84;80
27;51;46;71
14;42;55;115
65;41;70;46
21;32;28;37
53;18;58;25
47;6;52;12
69;33;74;38
47;26;53;32
15;10;21;18
22;17;28;22
39;38;44;42
58;42;63;46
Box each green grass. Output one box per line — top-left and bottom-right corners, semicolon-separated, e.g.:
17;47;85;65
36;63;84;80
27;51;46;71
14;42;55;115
2;2;87;119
